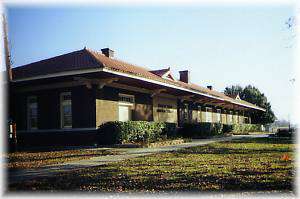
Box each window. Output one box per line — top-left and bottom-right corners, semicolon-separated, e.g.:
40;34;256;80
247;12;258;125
60;92;72;128
197;105;202;122
157;104;172;113
118;94;134;121
27;96;38;130
119;94;135;104
236;111;239;124
206;107;212;123
216;109;221;123
183;103;189;122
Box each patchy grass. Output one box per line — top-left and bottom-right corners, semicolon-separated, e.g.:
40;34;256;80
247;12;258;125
9;137;295;192
232;131;272;135
143;138;188;148
6;148;118;170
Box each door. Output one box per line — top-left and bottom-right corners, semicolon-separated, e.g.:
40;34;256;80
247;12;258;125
119;105;131;122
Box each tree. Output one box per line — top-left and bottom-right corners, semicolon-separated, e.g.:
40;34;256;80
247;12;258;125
224;85;276;124
224;85;243;97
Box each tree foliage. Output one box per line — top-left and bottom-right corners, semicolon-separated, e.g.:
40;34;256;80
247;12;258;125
224;85;243;97
224;85;276;124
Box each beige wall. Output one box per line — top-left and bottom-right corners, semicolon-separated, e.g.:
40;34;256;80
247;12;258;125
221;113;227;124
227;114;233;124
192;110;198;123
201;111;206;122
135;103;153;121
238;115;244;124
233;114;238;124
96;99;118;127
153;96;177;123
212;112;217;123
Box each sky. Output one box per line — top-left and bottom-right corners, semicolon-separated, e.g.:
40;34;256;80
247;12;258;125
5;3;296;122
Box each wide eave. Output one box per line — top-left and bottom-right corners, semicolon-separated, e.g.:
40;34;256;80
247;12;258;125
11;48;266;112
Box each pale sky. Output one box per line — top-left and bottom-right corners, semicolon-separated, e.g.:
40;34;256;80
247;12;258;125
5;4;296;122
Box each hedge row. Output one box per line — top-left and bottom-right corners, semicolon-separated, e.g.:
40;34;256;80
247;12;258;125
178;123;262;138
97;121;176;144
97;121;262;144
178;122;226;138
231;124;261;134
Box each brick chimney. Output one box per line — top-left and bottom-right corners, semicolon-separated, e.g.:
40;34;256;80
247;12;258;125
101;48;114;58
179;70;190;83
207;85;213;90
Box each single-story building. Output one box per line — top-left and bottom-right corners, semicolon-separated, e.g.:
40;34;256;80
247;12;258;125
9;47;265;146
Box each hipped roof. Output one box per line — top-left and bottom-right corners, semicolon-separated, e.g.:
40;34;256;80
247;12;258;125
12;48;265;111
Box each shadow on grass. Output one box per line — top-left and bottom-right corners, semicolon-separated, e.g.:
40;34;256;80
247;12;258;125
177;137;294;155
178;146;292;155
8;151;115;164
7;136;295;192
7;164;294;192
230;137;294;144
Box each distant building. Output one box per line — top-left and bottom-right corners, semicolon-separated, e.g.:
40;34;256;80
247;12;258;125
9;48;265;146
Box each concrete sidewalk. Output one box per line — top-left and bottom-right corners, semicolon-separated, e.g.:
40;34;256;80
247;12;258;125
8;134;269;184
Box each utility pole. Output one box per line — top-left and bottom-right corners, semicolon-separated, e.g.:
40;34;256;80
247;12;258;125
3;14;17;151
3;14;12;81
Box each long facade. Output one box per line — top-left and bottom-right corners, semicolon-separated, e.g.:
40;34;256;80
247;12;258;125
12;83;254;131
10;47;264;146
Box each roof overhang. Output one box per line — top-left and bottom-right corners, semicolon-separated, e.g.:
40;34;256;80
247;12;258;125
11;67;266;112
102;68;266;112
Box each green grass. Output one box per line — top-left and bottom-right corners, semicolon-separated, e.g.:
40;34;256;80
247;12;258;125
9;137;295;192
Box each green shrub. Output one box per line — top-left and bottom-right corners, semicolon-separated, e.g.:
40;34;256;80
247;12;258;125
97;121;177;144
275;128;295;137
212;123;223;135
162;122;177;138
178;123;261;137
178;122;223;138
222;124;233;134
232;124;261;134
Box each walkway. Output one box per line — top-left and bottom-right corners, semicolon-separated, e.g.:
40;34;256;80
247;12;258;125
8;134;269;184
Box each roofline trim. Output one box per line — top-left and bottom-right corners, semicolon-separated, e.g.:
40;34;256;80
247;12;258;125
102;68;265;111
102;68;225;101
11;66;265;111
11;68;103;82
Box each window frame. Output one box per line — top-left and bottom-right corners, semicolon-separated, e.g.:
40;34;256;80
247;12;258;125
197;105;202;122
157;104;173;113
183;103;189;122
27;96;38;130
60;92;72;129
118;93;135;106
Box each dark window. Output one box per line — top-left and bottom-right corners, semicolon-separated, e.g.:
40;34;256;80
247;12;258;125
27;96;38;129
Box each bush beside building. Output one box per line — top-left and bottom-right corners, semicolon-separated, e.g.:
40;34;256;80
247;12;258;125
98;121;264;145
97;121;176;145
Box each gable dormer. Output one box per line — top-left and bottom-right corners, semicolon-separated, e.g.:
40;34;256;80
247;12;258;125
150;67;176;81
235;93;241;100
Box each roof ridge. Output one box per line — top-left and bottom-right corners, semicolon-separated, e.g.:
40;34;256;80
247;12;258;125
85;48;155;72
12;47;265;111
13;48;87;69
150;67;170;72
84;48;106;68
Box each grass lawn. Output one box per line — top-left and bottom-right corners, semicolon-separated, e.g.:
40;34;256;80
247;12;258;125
6;148;118;170
9;137;295;192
